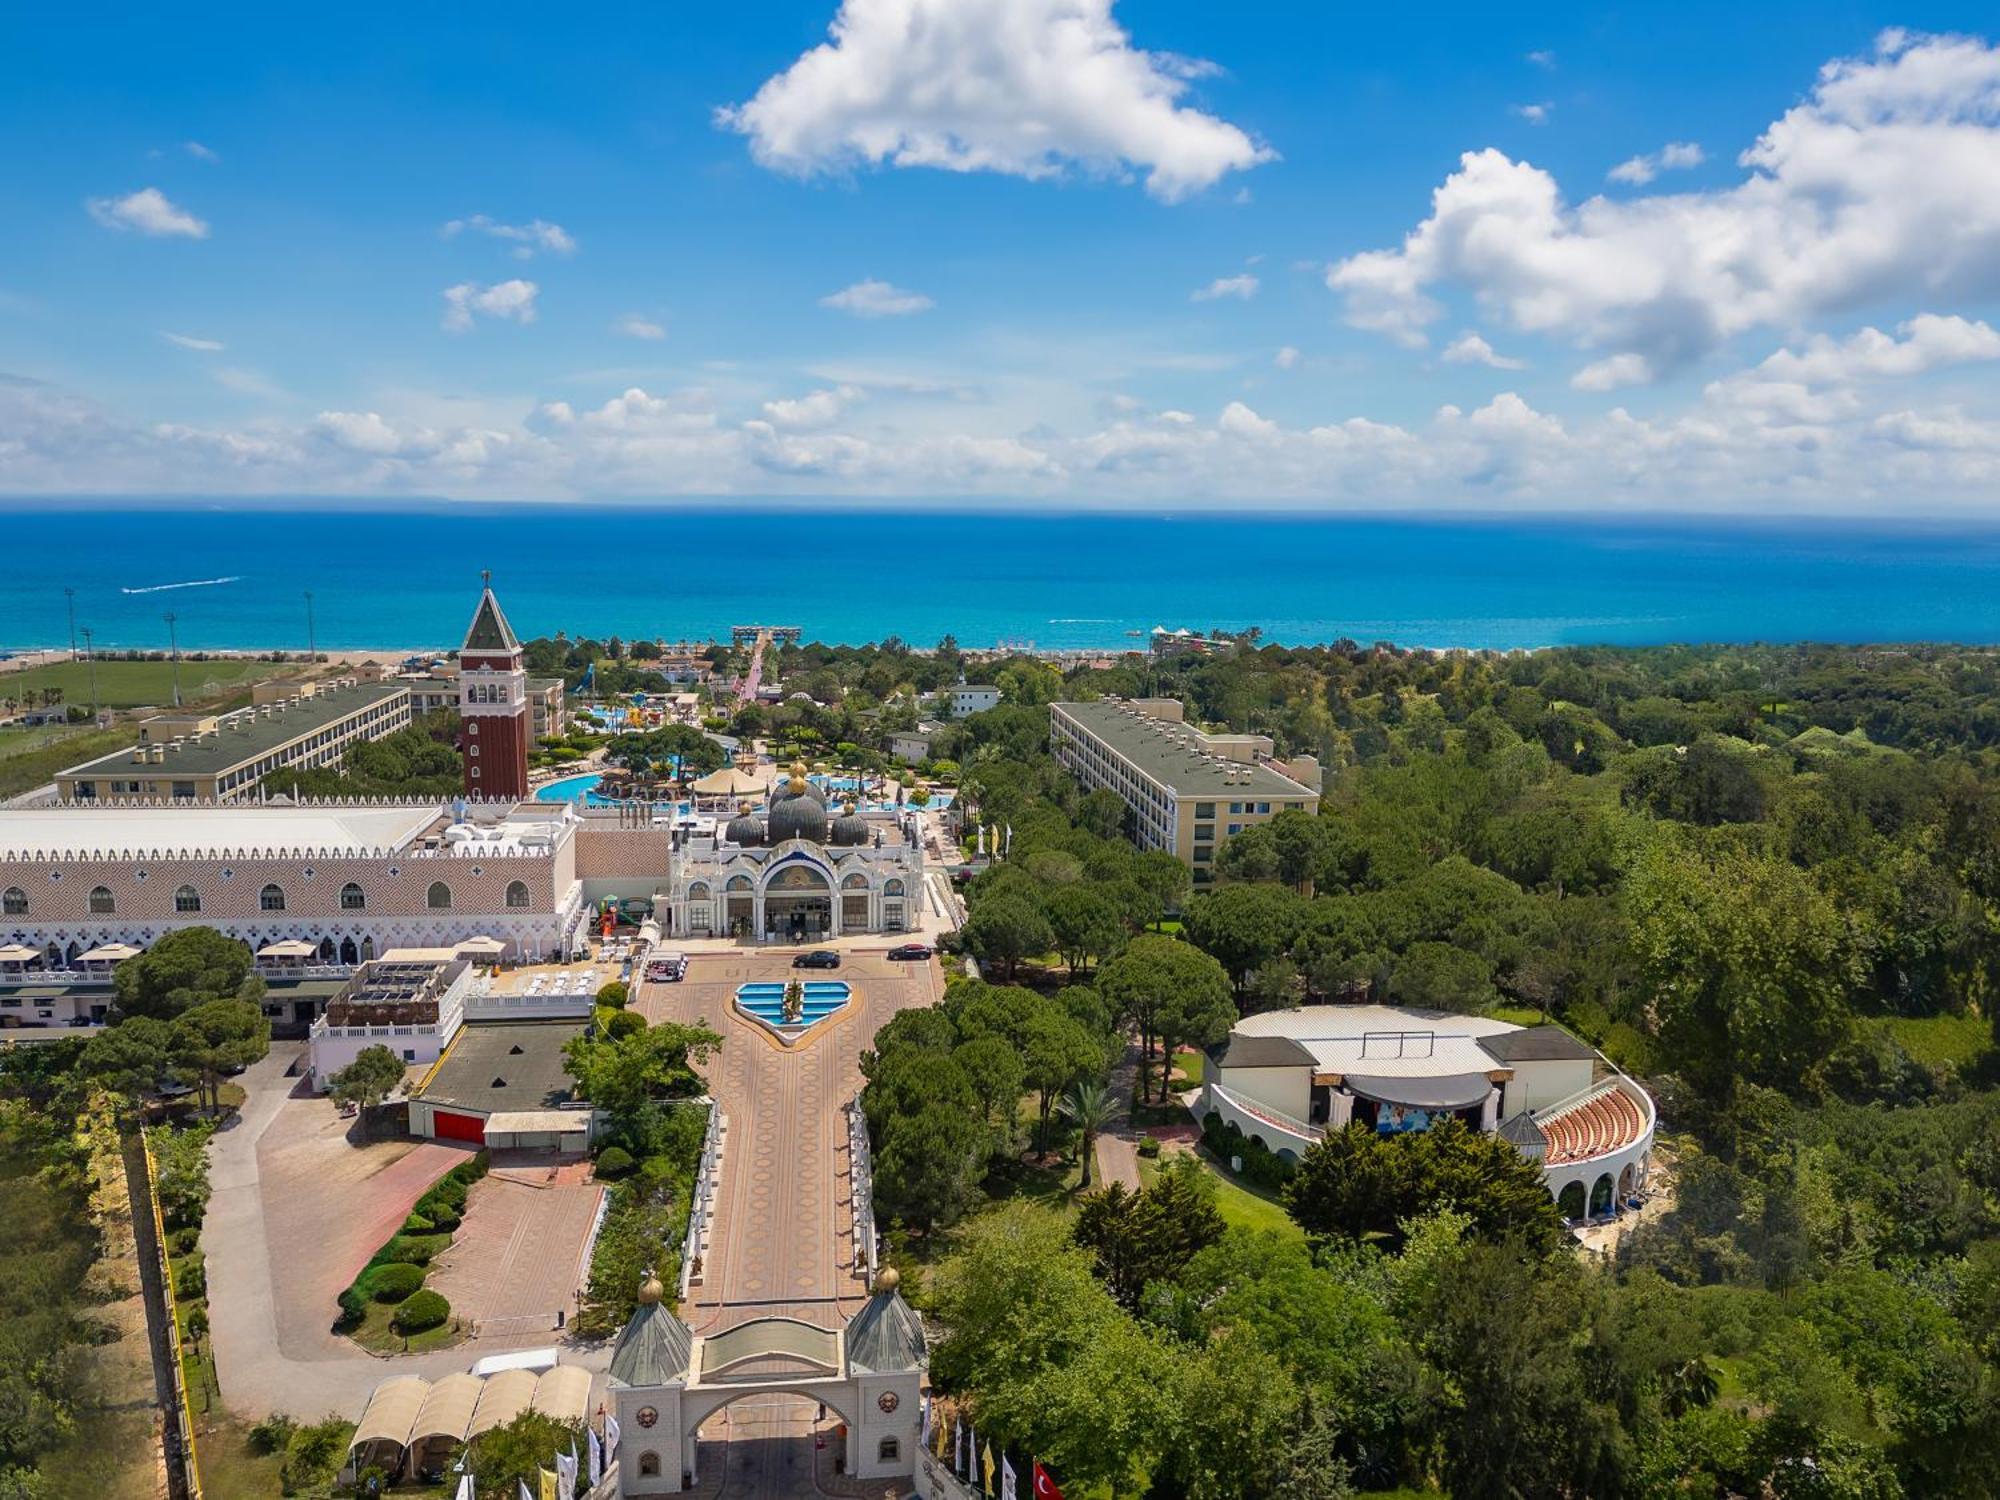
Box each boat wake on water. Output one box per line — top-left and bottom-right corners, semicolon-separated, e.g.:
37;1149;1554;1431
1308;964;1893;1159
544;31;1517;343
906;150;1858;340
121;575;242;594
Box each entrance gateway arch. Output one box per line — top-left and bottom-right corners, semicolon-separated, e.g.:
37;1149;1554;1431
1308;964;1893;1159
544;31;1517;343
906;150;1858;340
604;1270;926;1494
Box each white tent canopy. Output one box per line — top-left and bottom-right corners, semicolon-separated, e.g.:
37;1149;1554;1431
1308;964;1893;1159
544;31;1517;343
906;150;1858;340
453;936;505;956
258;939;317;959
77;943;141;963
0;943;42;964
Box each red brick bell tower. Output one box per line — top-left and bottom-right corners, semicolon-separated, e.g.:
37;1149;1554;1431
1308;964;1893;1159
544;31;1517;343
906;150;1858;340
458;574;531;803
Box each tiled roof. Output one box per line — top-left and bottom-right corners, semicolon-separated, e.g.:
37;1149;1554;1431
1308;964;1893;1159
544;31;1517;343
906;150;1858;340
462;589;522;654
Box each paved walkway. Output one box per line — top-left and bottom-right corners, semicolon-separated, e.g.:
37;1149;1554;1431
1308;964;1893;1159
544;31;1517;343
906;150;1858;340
638;948;938;1493
425;1173;604;1334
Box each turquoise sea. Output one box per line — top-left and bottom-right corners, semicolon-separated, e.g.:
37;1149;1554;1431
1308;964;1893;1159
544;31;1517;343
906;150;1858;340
5;507;2000;652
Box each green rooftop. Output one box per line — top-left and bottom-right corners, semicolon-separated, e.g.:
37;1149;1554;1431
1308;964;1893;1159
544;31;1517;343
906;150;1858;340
57;680;411;781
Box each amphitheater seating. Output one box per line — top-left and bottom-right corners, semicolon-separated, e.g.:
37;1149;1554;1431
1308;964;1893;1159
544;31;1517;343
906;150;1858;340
1537;1084;1646;1165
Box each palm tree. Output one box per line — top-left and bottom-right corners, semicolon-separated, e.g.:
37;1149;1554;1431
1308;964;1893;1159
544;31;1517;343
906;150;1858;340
1060;1078;1120;1189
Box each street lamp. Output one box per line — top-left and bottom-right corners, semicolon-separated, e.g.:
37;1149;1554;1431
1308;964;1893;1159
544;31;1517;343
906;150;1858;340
79;627;98;720
304;590;317;665
164;612;182;707
64;588;77;660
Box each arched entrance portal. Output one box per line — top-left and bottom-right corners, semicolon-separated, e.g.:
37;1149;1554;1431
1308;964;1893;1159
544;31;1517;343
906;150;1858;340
606;1273;925;1496
762;863;832;941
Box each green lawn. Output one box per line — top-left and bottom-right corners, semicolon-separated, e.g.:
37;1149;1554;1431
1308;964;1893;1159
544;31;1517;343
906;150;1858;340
0;724;132;798
1887;1013;1993;1068
1;655;293;710
1490;1004;1551;1028
1141;1148;1303;1242
345;1295;466;1355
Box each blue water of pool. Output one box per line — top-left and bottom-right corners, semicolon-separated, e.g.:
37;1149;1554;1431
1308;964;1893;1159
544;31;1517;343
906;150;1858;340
735;979;852;1030
534;774;694;815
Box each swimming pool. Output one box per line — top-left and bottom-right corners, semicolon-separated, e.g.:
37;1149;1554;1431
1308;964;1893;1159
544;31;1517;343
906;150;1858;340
735;979;852;1035
534;773;693;815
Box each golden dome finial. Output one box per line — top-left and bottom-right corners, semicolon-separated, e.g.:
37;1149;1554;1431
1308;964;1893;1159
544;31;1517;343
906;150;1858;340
874;1266;901;1293
637;1270;664;1305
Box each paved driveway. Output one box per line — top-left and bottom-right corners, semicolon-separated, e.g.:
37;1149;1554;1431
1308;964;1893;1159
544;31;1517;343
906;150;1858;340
426;1172;604;1334
203;1047;611;1420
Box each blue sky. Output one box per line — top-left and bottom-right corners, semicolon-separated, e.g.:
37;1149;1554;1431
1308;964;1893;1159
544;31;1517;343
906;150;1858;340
5;1;2000;509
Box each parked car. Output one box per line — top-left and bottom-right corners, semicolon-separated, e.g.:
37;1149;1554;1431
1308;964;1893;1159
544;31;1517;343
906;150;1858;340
792;950;842;969
886;943;932;961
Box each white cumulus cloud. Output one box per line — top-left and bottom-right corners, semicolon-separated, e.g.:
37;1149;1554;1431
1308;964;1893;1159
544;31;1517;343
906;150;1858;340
614;314;666;340
161;332;225;352
1192;273;1259;302
87;187;209;239
1328;31;2000;373
1608;140;1705;185
1274;345;1301;370
441;280;540;332
184;141;220;163
1756;314;2000;384
1513;102;1552;124
717;0;1273;202
762;385;862;429
1573;353;1653;390
442;215;577;258
820;279;934;317
1442;332;1526;370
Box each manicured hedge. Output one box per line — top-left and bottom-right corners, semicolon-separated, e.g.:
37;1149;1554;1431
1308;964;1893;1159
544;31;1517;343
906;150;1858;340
376;1233;452;1267
594;1145;635;1178
336;1152;488;1331
370;1263;426;1303
392;1290;451;1334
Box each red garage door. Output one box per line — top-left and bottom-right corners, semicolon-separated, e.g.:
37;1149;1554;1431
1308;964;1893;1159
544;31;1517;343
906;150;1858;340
433;1110;486;1144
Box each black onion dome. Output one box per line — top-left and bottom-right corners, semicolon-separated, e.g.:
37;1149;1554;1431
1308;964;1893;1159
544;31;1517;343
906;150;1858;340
830;800;868;846
725;800;765;846
767;793;829;844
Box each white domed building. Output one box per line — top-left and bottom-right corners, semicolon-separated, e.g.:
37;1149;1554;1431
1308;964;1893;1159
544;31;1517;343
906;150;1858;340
662;765;924;942
1200;1004;1657;1221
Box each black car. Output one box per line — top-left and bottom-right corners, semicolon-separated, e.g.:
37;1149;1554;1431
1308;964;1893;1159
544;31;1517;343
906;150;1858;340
886;943;932;961
792;949;842;969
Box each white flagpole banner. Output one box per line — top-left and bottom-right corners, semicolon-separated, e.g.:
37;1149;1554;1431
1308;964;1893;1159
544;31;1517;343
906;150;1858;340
588;1428;604;1487
605;1411;622;1460
1003;1454;1018;1500
455;1475;475;1500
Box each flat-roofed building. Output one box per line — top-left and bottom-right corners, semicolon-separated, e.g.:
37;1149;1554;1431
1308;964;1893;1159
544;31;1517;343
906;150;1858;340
0;799;591;968
1049;698;1322;884
307;955;475;1088
55;678;412;804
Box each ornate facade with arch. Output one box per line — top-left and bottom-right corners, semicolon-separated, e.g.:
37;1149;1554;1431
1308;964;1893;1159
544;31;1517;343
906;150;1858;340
664;770;924;941
605;1270;924;1494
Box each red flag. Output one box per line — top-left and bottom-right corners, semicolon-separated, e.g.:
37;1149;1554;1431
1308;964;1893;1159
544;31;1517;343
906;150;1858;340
1032;1462;1065;1500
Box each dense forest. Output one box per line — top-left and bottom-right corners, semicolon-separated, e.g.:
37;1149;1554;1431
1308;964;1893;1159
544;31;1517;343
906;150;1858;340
848;640;2000;1500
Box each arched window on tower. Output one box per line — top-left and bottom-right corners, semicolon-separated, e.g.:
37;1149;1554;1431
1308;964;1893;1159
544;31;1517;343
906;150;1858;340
427;881;453;910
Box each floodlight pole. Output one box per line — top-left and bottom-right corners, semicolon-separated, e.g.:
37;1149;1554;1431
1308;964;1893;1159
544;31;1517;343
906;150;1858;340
164;612;182;707
304;590;317;665
64;588;77;660
79;627;98;720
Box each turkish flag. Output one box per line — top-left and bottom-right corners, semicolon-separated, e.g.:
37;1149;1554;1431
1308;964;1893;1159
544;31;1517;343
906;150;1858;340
1032;1462;1065;1500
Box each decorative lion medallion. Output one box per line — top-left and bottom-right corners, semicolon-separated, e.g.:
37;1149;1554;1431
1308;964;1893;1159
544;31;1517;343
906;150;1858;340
636;1406;659;1428
877;1391;900;1414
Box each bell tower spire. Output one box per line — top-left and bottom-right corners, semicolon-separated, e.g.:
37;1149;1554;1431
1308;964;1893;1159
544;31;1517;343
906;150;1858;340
458;574;530;802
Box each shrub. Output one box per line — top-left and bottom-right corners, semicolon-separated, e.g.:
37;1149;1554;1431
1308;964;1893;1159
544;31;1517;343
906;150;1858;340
375;1233;452;1267
167;1226;201;1257
174;1253;206;1300
280;1418;353;1494
402;1211;434;1234
337;1282;370;1327
1137;1136;1163;1159
605;1010;647;1041
370;1263;426;1303
596;980;630;1008
392;1289;451;1334
246;1413;297;1455
594;1145;636;1178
